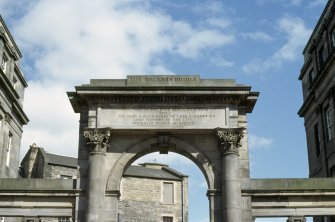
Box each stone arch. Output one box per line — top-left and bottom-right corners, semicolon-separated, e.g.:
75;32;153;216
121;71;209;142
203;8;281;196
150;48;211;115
106;135;219;192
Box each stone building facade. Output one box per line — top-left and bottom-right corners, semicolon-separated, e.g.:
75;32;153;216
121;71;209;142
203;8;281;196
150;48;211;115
119;163;188;222
298;1;335;221
0;15;29;179
20;144;78;180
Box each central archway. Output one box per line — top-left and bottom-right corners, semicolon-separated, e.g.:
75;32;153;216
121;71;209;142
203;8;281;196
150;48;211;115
68;75;258;222
103;134;223;221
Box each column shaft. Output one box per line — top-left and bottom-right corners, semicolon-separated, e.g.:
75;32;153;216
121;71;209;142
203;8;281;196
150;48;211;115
207;189;223;222
86;152;106;221
222;153;241;222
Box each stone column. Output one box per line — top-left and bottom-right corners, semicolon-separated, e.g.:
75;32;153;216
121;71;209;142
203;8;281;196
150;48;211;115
216;127;244;222
83;128;111;222
287;216;306;222
207;189;222;222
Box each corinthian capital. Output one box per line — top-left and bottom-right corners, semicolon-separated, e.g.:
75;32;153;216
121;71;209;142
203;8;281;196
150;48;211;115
215;127;245;155
83;127;111;153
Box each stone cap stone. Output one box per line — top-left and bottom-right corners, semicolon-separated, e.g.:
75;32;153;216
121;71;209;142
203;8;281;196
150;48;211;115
85;75;238;87
0;178;76;190
242;178;335;191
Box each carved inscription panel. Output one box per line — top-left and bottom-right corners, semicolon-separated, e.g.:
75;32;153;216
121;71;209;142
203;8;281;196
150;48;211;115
98;108;227;129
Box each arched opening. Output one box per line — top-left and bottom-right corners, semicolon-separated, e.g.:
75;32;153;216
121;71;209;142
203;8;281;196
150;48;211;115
105;135;221;222
121;152;209;221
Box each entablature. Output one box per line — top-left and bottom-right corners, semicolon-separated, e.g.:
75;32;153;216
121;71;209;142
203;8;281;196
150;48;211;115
68;75;259;114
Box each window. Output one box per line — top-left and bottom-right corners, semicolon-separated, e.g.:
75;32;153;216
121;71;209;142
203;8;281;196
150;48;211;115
308;68;315;87
1;53;8;72
324;105;333;142
163;216;173;222
58;217;71;222
6;132;12;167
12;76;18;90
318;45;326;68
60;175;72;179
163;182;174;204
314;124;321;156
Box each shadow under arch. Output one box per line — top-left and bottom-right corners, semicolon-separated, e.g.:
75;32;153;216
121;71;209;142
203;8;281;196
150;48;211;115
106;135;220;192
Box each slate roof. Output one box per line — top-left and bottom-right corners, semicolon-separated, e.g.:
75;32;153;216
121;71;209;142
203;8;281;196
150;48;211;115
45;152;78;168
123;165;187;181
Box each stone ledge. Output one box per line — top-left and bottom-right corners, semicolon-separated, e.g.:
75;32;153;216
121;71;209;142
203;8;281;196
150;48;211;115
0;178;77;190
242;178;335;191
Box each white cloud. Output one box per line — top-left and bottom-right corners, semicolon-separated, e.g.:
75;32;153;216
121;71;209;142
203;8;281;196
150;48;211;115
240;31;274;42
243;16;311;74
5;0;235;158
13;0;234;82
207;18;232;29
249;134;273;149
289;0;302;6
274;16;311;61
192;1;225;15
20;81;79;158
256;0;302;6
308;0;327;7
210;55;234;67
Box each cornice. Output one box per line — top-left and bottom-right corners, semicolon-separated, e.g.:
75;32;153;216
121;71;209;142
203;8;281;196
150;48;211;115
68;76;259;113
75;85;253;93
0;69;19;101
298;92;314;117
0;69;28;125
0;15;22;58
14;65;28;87
12;102;29;125
302;0;334;54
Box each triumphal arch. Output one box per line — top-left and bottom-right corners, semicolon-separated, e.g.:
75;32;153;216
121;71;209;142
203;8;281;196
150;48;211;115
1;75;335;221
67;75;258;221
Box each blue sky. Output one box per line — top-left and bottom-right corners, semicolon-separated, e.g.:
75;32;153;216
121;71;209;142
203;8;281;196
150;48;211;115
0;0;328;221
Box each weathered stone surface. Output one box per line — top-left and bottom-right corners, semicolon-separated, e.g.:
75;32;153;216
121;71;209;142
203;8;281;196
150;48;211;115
98;108;227;129
119;174;188;222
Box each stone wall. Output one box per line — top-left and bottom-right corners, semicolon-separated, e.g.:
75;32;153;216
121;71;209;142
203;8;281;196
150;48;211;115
45;165;77;179
119;176;188;222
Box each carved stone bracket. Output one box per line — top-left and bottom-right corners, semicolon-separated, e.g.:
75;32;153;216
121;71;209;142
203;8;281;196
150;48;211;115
215;127;245;155
83;127;111;153
151;134;176;154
